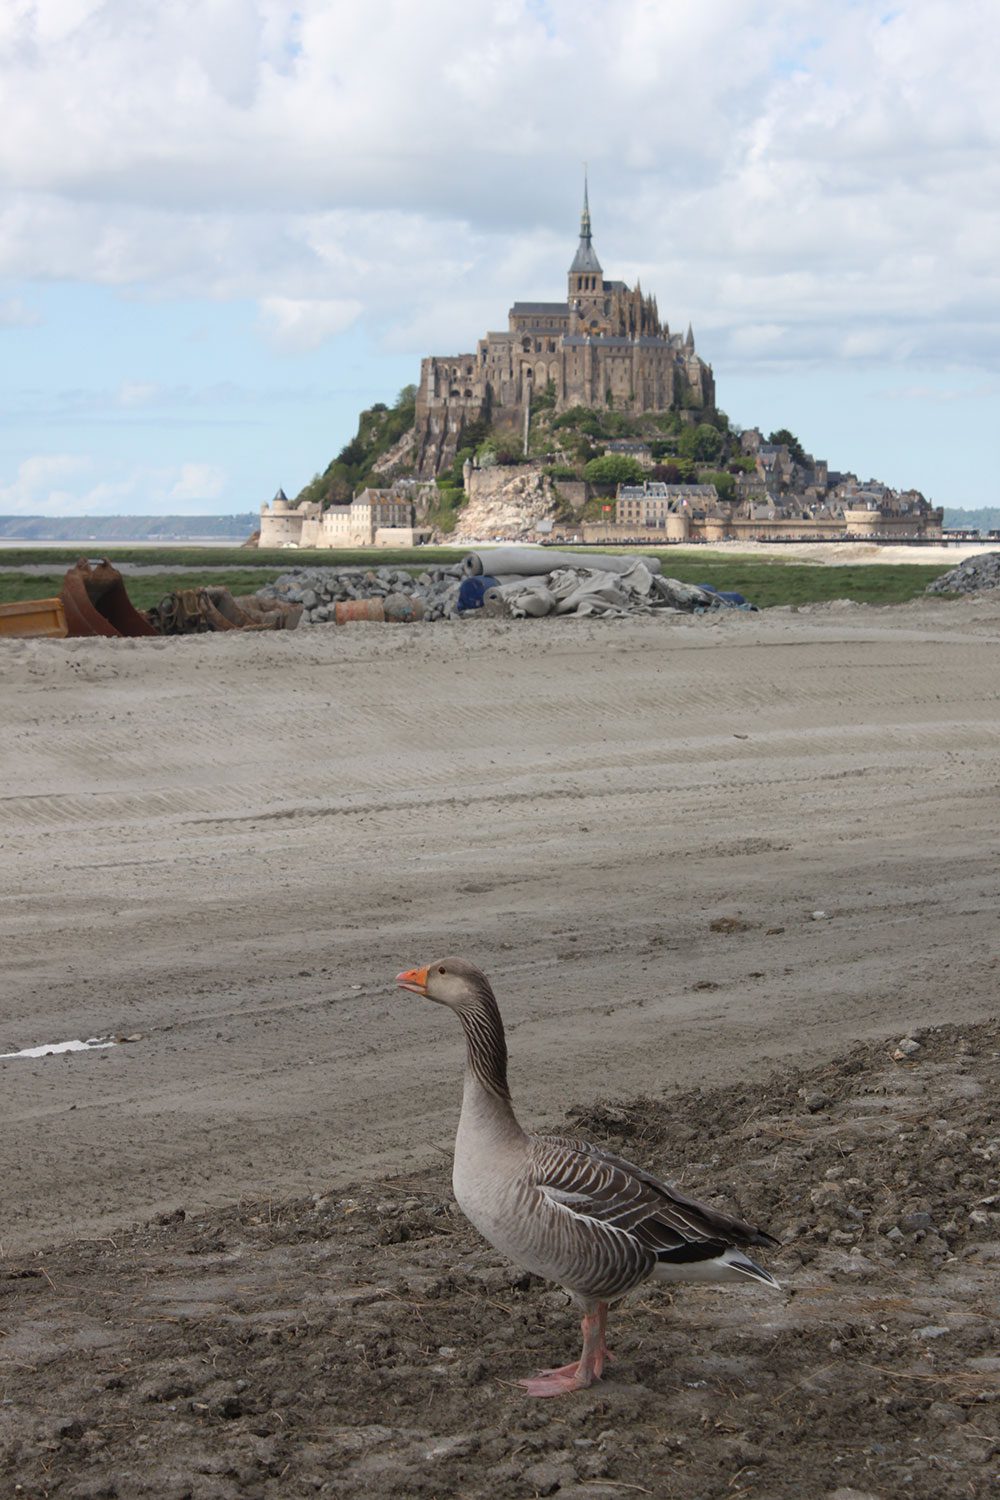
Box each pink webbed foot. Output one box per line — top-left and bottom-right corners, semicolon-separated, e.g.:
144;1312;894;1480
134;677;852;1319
518;1303;612;1397
518;1362;593;1397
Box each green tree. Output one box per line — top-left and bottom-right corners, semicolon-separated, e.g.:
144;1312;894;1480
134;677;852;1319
552;406;603;437
700;469;736;502
767;429;806;464
583;454;645;487
678;422;724;463
533;379;557;412
693;422;724;462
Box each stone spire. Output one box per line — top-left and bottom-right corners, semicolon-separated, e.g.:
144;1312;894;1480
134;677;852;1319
569;170;602;275
684;322;695;349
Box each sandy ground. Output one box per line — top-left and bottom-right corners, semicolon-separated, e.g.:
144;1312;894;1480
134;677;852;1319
2;595;999;1496
692;540;999;567
1;594;998;1258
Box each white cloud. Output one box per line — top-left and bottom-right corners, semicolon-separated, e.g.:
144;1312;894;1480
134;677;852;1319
0;453;93;514
117;379;162;407
167;462;227;502
0;3;997;370
258;295;363;351
0;451;229;514
0;296;41;327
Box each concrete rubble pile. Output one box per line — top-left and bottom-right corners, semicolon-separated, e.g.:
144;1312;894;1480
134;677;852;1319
259;566;447;621
926;550;1000;595
263;549;755;625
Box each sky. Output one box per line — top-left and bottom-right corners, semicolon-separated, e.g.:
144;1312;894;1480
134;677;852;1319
1;0;998;517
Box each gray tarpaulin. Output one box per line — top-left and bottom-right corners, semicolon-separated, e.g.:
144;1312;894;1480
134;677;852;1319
494;560;708;619
462;548;663;578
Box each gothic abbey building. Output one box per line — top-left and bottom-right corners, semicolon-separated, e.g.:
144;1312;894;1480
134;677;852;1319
414;185;714;476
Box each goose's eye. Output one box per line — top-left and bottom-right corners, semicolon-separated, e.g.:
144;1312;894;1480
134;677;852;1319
438;966;446;974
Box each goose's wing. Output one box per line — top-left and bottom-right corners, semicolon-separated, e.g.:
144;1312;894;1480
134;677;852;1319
531;1132;778;1256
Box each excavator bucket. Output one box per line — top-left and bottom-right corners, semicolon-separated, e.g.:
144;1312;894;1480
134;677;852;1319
60;559;158;638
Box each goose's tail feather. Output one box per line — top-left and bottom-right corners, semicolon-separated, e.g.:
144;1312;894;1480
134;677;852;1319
652;1243;781;1288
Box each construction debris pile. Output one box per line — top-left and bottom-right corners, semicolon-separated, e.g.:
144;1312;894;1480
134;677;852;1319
147;587;301;634
259;567;434;622
263;549;756;624
1;551;756;641
926;550;1000;595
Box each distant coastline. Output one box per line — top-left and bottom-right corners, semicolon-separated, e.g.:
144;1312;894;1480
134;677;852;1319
0;514;256;544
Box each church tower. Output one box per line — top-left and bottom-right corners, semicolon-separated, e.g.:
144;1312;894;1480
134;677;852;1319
568;174;606;331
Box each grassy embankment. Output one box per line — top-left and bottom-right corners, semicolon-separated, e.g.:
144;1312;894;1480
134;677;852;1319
0;548;953;612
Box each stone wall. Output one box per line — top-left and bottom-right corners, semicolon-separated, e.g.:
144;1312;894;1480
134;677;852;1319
553;479;587;511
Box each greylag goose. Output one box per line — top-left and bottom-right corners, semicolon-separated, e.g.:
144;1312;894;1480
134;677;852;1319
396;956;779;1397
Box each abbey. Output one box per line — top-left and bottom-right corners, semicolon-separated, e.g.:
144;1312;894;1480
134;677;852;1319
414;183;714;476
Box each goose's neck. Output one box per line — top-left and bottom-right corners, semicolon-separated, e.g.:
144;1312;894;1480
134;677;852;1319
457;994;522;1137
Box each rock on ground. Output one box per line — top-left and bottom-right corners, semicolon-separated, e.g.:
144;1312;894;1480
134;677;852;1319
926;550;1000;594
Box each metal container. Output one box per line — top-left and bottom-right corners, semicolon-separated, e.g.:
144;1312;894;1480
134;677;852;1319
334;598;386;625
383;592;425;623
0;597;68;639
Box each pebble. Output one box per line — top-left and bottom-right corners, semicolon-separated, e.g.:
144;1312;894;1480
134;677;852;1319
521;1458;575;1495
894;1036;922;1058
424;1434;476;1460
913;1325;951;1339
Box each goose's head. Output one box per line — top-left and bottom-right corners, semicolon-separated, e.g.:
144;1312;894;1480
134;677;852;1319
396;956;494;1013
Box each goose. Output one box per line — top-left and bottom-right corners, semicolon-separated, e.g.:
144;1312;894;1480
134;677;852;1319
396;956;780;1397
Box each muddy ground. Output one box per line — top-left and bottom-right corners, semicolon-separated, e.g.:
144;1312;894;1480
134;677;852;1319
2;1019;997;1499
4;599;1000;1254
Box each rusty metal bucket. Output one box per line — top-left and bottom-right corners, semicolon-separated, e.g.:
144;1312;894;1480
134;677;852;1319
60;559;157;638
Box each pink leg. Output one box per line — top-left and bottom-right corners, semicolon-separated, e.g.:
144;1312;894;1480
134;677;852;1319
519;1302;611;1397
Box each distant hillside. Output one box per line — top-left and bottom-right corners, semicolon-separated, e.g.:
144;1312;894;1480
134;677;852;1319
943;507;1000;532
0;514;257;541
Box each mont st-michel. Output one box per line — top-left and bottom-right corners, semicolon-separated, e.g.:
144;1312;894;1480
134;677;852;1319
260;186;941;549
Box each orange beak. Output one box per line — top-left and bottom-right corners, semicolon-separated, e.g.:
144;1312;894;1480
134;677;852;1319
396;964;429;995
